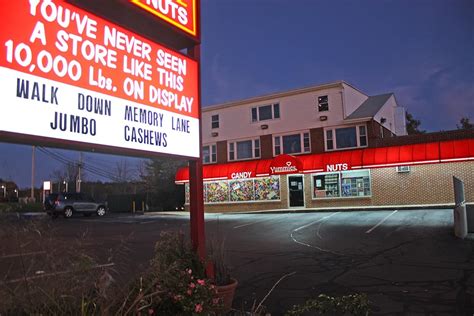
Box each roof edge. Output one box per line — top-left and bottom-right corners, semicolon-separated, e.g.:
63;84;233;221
203;80;349;112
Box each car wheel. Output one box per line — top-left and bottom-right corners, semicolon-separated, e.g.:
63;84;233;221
96;206;106;217
64;207;73;218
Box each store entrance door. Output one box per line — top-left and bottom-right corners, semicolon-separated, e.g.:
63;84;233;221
288;175;304;207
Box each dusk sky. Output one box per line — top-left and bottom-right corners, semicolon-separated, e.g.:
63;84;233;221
1;0;473;189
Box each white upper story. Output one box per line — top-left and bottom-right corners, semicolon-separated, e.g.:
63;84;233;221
201;81;406;162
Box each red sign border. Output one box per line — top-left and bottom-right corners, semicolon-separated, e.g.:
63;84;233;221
129;0;198;40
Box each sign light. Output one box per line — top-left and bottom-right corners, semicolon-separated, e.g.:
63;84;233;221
130;0;198;39
0;0;199;158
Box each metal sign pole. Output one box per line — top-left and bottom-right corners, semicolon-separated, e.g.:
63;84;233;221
188;44;205;260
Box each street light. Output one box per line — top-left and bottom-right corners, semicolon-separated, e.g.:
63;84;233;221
63;180;68;192
1;185;5;198
14;189;18;198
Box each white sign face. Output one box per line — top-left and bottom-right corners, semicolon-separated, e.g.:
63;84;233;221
0;0;199;158
43;181;51;190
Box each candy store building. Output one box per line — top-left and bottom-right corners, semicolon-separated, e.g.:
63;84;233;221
175;81;474;212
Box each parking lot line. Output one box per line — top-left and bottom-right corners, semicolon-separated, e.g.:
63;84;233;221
293;212;339;232
365;210;398;234
290;212;345;255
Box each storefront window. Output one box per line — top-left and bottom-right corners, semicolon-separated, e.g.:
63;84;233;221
313;173;340;198
254;176;280;200
184;176;281;204
341;170;371;197
313;170;371;198
230;179;254;201
186;183;208;204
206;182;229;203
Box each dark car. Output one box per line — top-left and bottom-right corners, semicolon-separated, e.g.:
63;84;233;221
44;192;107;218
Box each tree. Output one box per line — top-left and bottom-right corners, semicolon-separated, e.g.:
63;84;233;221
50;162;82;192
140;157;187;211
457;117;473;130
114;159;132;182
405;111;425;135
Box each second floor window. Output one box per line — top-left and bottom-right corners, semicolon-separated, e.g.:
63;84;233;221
274;132;311;155
325;125;368;151
211;114;219;129
229;139;260;161
318;95;329;112
203;144;217;164
251;103;280;122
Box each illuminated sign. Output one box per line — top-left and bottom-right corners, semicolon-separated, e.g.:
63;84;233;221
0;0;199;158
230;172;252;180
130;0;198;39
43;181;51;190
270;154;302;175
326;163;349;172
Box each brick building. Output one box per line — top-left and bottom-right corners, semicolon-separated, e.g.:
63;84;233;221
175;82;474;212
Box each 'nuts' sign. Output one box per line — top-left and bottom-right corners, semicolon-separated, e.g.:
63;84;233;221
130;0;198;39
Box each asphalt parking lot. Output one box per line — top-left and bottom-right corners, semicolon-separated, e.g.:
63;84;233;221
1;208;473;315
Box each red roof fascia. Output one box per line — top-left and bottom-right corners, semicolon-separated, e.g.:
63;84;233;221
440;139;473;161
175;167;189;183
255;159;273;176
175;139;474;183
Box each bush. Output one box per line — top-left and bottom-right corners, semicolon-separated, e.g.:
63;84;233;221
284;293;370;316
144;231;222;315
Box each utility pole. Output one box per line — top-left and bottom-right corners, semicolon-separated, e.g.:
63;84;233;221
76;152;83;193
31;146;35;201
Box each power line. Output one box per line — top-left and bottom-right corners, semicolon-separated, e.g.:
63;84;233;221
37;147;123;182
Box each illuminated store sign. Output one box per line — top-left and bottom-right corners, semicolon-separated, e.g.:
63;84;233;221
230;172;252;180
326;163;349;172
0;0;199;158
130;0;198;39
270;154;302;175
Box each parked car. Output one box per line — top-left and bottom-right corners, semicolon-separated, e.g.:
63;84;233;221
44;192;107;218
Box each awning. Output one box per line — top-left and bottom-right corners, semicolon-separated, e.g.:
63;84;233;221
175;139;474;183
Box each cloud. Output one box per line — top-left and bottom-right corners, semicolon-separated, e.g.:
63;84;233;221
390;61;473;131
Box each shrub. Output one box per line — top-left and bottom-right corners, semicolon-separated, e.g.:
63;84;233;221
284;293;370;316
130;231;222;315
